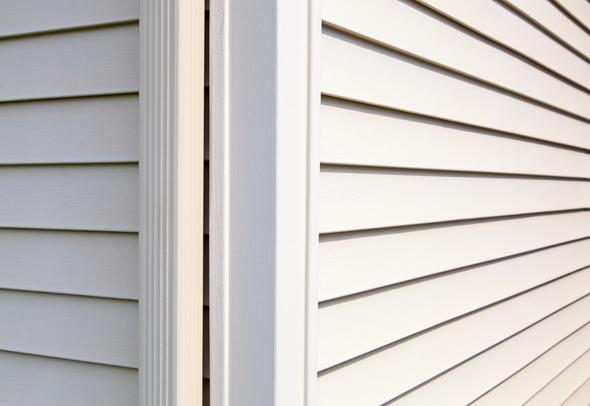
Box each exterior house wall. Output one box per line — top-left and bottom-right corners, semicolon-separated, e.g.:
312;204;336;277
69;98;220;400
4;0;590;404
317;0;590;405
0;1;140;405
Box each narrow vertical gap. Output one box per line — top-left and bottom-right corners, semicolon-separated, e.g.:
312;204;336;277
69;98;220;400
203;7;211;406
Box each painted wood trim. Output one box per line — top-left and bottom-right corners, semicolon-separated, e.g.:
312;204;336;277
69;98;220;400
210;0;320;404
139;0;204;404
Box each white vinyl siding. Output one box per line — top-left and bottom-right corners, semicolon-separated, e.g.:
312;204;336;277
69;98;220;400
0;1;139;405
318;1;590;405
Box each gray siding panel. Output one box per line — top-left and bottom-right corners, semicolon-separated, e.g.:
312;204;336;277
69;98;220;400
0;95;139;165
0;0;140;400
0;229;138;299
0;24;138;102
0;164;138;232
0;0;138;38
0;351;138;406
0;290;138;368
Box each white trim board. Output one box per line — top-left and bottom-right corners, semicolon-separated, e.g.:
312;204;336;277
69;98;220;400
210;0;321;404
139;0;205;405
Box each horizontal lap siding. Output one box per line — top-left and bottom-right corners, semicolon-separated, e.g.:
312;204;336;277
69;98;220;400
0;351;138;406
0;229;138;299
0;24;138;102
562;377;590;406
320;1;590;405
0;95;139;165
524;348;590;405
471;322;590;406
0;0;138;38
0;4;139;404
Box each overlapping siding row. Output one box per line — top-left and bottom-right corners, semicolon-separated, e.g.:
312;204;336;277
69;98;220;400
319;1;590;405
0;1;139;405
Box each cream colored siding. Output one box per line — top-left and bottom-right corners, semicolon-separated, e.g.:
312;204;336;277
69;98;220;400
0;1;139;405
319;0;590;405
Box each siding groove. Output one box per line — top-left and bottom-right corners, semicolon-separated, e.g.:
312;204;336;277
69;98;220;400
323;0;590;122
322;27;590;150
320;211;590;301
471;323;590;406
317;269;590;405
318;238;590;371
0;0;138;40
0;24;139;103
320;2;590;404
320;165;590;234
322;97;590;179
0;289;138;368
389;301;590;406
0;351;138;406
415;0;590;92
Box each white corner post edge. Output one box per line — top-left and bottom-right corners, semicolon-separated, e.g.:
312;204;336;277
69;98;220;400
210;0;321;404
139;0;205;405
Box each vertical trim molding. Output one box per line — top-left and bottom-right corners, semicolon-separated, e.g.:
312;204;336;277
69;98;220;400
210;0;321;404
140;0;205;405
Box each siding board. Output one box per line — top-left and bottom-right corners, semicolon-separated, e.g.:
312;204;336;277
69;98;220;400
554;0;590;32
0;351;138;406
0;164;139;232
561;377;590;406
0;229;138;299
0;290;138;368
473;325;590;406
317;267;590;406
323;0;590;121
320;211;590;301
390;299;590;406
319;2;590;404
0;0;138;39
0;24;138;102
0;95;138;165
525;348;590;406
501;0;590;60
322;27;590;150
321;97;590;179
320;165;590;234
318;238;590;371
416;0;590;91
